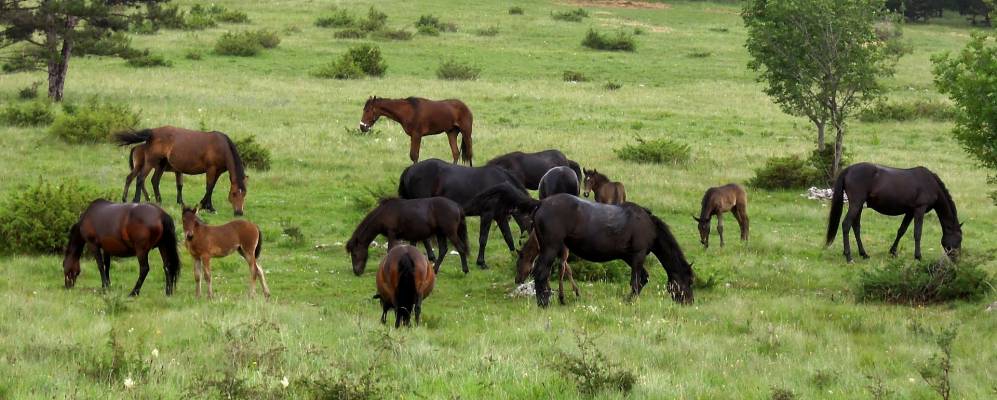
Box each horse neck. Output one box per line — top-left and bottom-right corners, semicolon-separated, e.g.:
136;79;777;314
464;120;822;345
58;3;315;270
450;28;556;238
65;224;86;260
591;175;609;190
698;193;714;220
933;193;960;234
375;99;412;125
351;211;384;246
650;223;690;273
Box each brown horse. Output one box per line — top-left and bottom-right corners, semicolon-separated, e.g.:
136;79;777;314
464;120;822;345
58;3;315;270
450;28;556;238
517;230;579;305
181;207;270;299
117;126;249;216
63;200;181;296
359;96;474;165
375;245;436;327
693;183;749;248
582;169;626;205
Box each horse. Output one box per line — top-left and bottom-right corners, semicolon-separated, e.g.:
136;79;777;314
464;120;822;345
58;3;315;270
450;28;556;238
63;200;181;296
826;162;962;263
582;169;626;205
375;244;436;328
398;158;531;269
346;197;470;276
122;143;179;203
486;150;582;190
693;183;749;248
469;184;695;307
516;167;580;304
116;126;249;216
181;207;270;298
359;96;474;165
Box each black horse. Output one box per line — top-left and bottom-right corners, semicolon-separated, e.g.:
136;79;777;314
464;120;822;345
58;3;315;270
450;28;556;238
469;184;695;307
486;150;582;190
398;158;530;269
826;162;962;262
539;166;580;199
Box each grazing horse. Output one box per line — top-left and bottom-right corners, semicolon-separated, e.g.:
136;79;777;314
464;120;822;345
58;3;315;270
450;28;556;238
486;150;582;190
181;207;270;298
826;163;962;263
346;197;470;276
470;184;695;307
693;183;749;248
398;158;530;269
375;245;436;327
583;169;626;205
117;126;249;216
517;167;580;304
63;200;180;296
359;96;474;165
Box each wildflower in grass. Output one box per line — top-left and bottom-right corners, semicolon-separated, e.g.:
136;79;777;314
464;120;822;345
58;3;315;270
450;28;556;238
281;376;290;388
151;348;159;358
124;374;135;389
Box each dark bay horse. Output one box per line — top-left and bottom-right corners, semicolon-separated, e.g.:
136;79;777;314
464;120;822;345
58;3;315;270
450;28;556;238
398;158;529;269
117;126;249;216
375;245;436;328
694;183;749;248
518;167;580;304
486;150;582;190
360;96;474;165
347;197;469;276
583;169;626;205
470;184;695;307
826;162;962;262
63;200;180;296
181;207;270;299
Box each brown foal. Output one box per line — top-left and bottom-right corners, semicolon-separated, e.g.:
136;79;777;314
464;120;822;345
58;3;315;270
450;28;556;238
181;207;270;298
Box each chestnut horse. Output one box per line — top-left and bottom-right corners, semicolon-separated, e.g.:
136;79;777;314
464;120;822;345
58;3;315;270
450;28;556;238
359;96;474;165
181;207;270;299
486;150;582;190
63;200;180;296
826;163;962;263
117;126;249;216
347;197;470;276
375;245;436;327
582;169;626;205
693;183;749;248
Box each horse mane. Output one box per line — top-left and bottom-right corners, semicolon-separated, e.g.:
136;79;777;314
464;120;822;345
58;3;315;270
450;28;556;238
217;132;247;190
698;188;715;220
65;222;85;256
642;206;692;272
347;203;388;250
405;97;420;108
928;170;959;222
586;169;609;184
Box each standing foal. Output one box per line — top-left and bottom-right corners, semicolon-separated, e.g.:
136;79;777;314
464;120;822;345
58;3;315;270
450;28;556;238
181;207;270;298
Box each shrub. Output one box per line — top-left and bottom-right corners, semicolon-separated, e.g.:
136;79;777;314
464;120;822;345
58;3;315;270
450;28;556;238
49;98;140;144
17;82;40;100
372;29;412;41
335;28;367;39
583;29;636;52
552;8;589;22
76;31;138;58
234;136;271;171
184;12;217;30
858;99;955;122
615;136;691;165
1;46;44;73
416;15;457;34
125;50;172;68
0;180;110;254
807;146;851;185
688;51;713;58
185;49;203;60
357;7;388;32
771;388;797;400
143;3;187;30
214;31;263;56
556;331;636;396
215;9;250;24
856;258;992;305
344;44;387;76
417;25;440;36
316;10;355;28
603;81;623;90
436;59;480;80
250;29;281;49
1;100;54;127
313;56;364;80
571;260;627;282
747;155;815;190
563;70;588;82
474;26;500;37
509;6;524;15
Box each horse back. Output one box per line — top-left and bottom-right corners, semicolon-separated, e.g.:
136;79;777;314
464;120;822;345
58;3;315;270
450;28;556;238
82;202;165;256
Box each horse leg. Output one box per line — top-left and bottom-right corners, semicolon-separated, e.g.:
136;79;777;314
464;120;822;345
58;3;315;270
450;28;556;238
716;214;725;248
497;215;517;252
422;238;436;261
853;209;869;259
626;253;649;300
132;162;156;203
533;246;560;308
840;199;865;263
447;229;470;274
563;247;580;298
175;172;184;205
244;250;258;299
409;134;422;164
476;214;493;269
123;168;137;202
129;251;151;297
736;205;749;242
380;300;389;324
415;300;422;326
150;166;164;204
557;258;566;306
252;240;271;299
200;169;220;212
202;257;214;298
193;258;203;298
434;232;448;273
889;213;914;257
446;131;460;164
913;209;926;260
93;247;108;290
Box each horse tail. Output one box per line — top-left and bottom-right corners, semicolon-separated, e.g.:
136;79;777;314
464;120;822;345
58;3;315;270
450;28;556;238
465;182;539;217
458;213;469;249
255;228;263;259
158;212;182;284
396;252;419;320
825;168;847;247
460;131;472;166
218;132;247;190
115;129;153;146
398;165;413;198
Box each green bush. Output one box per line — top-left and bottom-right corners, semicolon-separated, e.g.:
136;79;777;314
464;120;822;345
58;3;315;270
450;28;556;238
357;7;388;32
747;155;816;190
556;332;636;396
807;146;851;185
858;99;955;122
335;28;367;39
1;46;44;73
583;29;636;52
372;29;413;41
475;26;500;37
570;260;628;282
313;56;364;80
250;29;281;49
436;59;480;80
417;25;440;36
234;136;271;171
509;6;524;15
0;180;110;254
415;15;457;34
614;136;691;165
125;50;172;68
214;31;263;56
603;81;623;90
142;3;187;30
215;9;250;24
552;8;589;22
563;70;588;82
1;100;54;127
856;258;993;305
344;44;386;76
316;10;355;28
49;98;140;144
185;49;203;60
184;12;217;30
17;82;40;100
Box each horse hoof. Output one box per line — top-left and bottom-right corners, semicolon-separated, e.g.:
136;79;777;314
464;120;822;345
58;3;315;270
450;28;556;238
861;254;870;259
477;263;489;270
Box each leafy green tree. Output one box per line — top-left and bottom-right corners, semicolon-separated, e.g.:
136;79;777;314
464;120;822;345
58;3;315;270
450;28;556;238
742;0;903;178
0;0;166;101
933;32;997;204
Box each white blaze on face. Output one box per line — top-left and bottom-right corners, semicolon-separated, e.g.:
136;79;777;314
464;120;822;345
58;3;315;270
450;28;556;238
359;121;369;129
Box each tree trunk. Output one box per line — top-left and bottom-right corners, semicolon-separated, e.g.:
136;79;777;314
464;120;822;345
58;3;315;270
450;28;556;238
816;121;826;151
832;123;845;179
46;17;78;102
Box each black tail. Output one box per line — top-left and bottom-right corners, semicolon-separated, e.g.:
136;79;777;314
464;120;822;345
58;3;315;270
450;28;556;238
397;166;413;198
825;169;847;246
465;182;539;217
115;129;153;146
567;160;582;184
396;253;419;323
457;214;469;250
460;132;473;166
158;212;182;292
255;229;263;259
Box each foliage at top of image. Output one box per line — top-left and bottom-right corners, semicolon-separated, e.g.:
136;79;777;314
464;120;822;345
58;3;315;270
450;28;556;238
415;14;458;36
615;136;690;165
49;97;140;144
856;257;993;305
436;59;481;80
214;29;281;56
555;331;636;396
234;136;272;171
509;6;525;15
858;99;955;122
582;29;636;52
313;43;387;80
141;3;249;32
552;8;589;22
1;100;54;127
0;180;111;254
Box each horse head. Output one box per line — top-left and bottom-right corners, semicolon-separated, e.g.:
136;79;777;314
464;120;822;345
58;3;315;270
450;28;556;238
692;215;710;248
360;97;381;132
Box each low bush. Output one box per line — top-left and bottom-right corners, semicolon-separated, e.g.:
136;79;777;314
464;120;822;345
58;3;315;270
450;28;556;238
604;81;623;90
0;180;110;254
1;100;54;127
436;59;480;80
583;29;636;52
214;31;263;56
1;46;45;73
417;25;440;36
125;50;172;68
313;57;364;80
555;331;636;396
250;29;281;49
142;3;186;30
372;29;413;41
344;44;387;76
552;8;589;22
570;260;628;282
807;146;851;185
563;70;588;82
185;49;203;60
856;258;992;305
234;136;271;171
214;9;250;24
747;155;815;190
615;136;691;165
335;28;367;39
509;6;524;15
49;98;140;144
474;26;500;37
17;82;41;100
858;99;955;122
415;15;457;34
316;10;355;28
357;7;388;32
76;31;138;58
688;51;713;58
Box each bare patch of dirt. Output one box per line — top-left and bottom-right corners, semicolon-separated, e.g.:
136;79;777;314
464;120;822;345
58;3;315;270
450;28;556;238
561;0;671;10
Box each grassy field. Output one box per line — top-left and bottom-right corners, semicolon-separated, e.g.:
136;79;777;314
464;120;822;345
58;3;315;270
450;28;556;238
1;0;995;398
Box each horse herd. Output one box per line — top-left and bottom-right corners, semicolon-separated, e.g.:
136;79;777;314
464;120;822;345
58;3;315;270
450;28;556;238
59;96;964;327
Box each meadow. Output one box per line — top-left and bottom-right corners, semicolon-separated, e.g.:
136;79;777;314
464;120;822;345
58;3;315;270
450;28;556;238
0;0;995;398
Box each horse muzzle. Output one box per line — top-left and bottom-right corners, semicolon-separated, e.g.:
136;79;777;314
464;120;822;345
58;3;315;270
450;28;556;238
185;231;194;241
358;122;370;132
234;210;244;217
583;191;590;198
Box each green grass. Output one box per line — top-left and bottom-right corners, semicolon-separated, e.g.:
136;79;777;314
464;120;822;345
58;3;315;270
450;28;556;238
1;1;995;398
